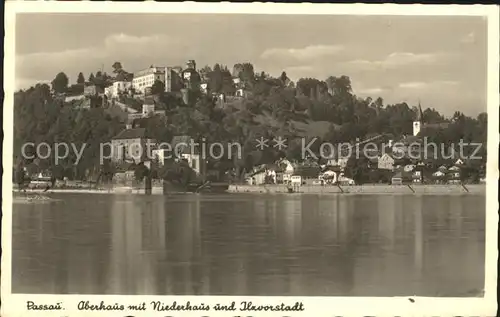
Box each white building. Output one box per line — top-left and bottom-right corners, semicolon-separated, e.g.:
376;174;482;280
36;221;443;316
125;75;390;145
326;157;349;169
413;103;423;136
127;103;166;122
433;170;445;177
235;88;245;97
132;66;166;94
105;81;132;99
142;103;156;116
142;102;166;117
378;153;395;171
65;95;86;102
338;174;355;185
200;82;208;94
179;153;201;175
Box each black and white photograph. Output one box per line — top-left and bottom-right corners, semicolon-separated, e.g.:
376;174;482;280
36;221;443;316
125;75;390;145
2;2;498;317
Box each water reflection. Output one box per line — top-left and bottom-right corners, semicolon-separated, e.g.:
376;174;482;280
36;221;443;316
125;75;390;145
12;193;485;296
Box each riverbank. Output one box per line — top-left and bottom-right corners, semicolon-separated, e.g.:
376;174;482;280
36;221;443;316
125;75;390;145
11;184;486;196
12;186;167;195
227;184;486;195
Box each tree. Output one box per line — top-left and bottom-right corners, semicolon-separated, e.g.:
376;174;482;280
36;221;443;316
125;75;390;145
88;73;95;83
51;72;69;94
221;69;235;95
477;112;487;126
15;164;26;188
326;75;352;97
151;80;166;95
13;83;124;181
208;64;223;93
297;78;328;99
344;155;369;185
280;71;288;84
241;63;255;82
423;108;444;123
134;162;150;181
233;63;255;87
92;73;106;90
77;72;85;85
112;62;123;74
206;64;235;95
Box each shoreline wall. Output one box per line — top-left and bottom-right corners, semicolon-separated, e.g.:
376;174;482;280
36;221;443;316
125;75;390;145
227;184;486;194
13;184;486;195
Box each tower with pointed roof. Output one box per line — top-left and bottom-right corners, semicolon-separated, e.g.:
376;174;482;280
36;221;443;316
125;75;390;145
413;101;424;136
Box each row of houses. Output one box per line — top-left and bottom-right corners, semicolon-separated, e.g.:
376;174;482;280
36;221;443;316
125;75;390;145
245;159;355;186
390;162;465;185
244;155;475;186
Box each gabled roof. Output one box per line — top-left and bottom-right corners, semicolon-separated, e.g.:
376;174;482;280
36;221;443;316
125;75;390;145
433;170;446;177
112;128;147;140
379;152;394;160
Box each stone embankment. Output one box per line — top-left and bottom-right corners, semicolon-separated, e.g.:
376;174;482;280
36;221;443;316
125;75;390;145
227;184;486;195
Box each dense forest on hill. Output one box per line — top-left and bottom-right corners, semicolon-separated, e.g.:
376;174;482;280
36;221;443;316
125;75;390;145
13;62;487;181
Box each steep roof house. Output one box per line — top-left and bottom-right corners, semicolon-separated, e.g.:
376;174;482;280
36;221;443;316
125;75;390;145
378;153;395;171
111;128;156;164
447;165;461;182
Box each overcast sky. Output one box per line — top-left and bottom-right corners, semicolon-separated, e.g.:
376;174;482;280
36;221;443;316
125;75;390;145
15;13;487;116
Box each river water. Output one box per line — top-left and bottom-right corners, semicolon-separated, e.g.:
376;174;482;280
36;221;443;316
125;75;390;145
12;193;485;296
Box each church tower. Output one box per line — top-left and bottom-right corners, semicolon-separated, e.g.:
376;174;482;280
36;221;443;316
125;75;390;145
413;102;424;136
